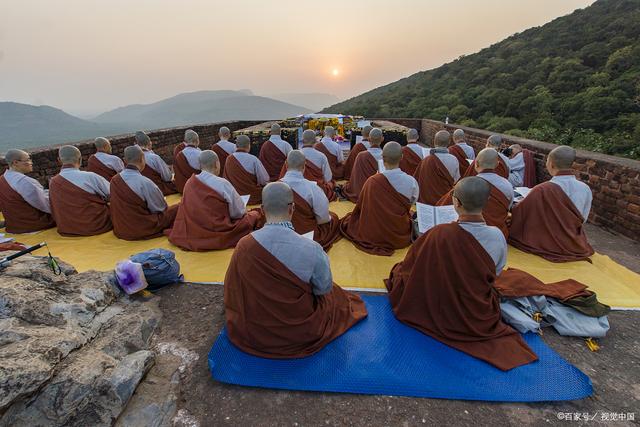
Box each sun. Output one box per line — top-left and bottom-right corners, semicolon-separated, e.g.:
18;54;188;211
331;68;340;77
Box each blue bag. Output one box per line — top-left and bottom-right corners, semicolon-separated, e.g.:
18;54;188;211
130;248;184;290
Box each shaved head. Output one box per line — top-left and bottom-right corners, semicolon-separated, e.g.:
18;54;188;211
270;123;281;136
287;150;306;171
453;177;491;214
453;129;465;142
548;145;576;170
5;149;29;165
59;145;81;165
475;148;499;170
124;145;144;164
487;134;502;149
434;130;451;148
219;126;231;139
324;126;336;138
199;150;219;173
184;129;199;146
236;134;250;150
94;137;111;151
262;182;293;220
362;125;373;139
135;131;151;148
369;128;383;146
382;141;402;167
302;129;316;146
509;144;523;156
407;129;419;142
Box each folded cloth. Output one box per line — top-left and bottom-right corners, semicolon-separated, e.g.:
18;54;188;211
495;268;592;300
0;242;27;252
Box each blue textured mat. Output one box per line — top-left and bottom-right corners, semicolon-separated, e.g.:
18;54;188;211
208;295;592;401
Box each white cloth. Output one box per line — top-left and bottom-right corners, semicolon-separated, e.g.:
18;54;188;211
477;172;514;208
196;171;246;219
252;223;332;295
550;175;593;222
366;147;383;161
59;167;110;200
230;152;270;186
94;152;124;172
405;143;427;159
181;146;202;170
118;167;168;214
3;170;51;213
458;221;507;275
215;139;237;155
268;135;294;156
381;168;419;204
281;170;331;224
301;146;332;182
143;150;173;182
319;137;344;162
360;140;371;149
508;152;525;187
432;148;461;181
456;142;475;160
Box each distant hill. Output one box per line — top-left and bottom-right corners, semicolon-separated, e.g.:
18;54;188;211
323;0;640;159
268;93;341;112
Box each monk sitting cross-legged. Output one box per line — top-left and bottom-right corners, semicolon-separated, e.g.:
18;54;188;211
280;150;342;251
340;141;418;256
211;126;236;177
280;130;337;201
386;177;538;371
343;124;372;181
173;129;202;193
464;134;510;179
259;123;293;182
86;137;124;181
509;145;594;262
314;126;345;180
49;146;112;236
448;129;476;177
135;131;178;196
224;182;368;358
341;127;384;202
223;135;269;205
413;130;460;204
399;128;427;176
0;149;55;233
110;145;179;240
437;148;513;238
167;150;263;251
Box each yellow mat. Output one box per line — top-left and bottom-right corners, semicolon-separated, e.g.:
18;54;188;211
3;195;640;309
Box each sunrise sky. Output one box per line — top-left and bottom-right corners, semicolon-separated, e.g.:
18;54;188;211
0;0;595;115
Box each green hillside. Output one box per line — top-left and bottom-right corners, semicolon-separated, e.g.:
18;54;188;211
323;0;640;158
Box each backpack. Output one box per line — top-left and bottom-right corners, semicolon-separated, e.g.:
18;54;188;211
130;248;184;290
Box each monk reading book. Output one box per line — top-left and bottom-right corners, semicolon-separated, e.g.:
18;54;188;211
258;123;293;182
173;129;202;193
211;126;236;176
135;131;177;195
343;124;372;180
281;150;342;251
86;137;124;181
437;148;513;238
413;130;460;204
110;145;179;240
507;144;537;187
314;126;345;179
224;182;367;358
223;135;269;205
0;149;55;233
341;127;384;202
399;128;427;176
448;129;476;177
386;177;538;371
464;135;510;179
167;150;263;251
340;142;418;256
49;146;112;236
509;145;594;262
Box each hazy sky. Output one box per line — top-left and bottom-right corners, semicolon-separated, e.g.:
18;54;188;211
0;0;594;115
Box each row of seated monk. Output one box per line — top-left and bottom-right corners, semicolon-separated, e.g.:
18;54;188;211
0;122;594;263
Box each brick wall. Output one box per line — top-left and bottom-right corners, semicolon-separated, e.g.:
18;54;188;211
388;118;640;242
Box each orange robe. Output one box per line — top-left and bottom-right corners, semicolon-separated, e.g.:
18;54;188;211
141;165;178;196
259;140;287;182
413;155;455;205
87;155;118;181
399;144;422;176
279;161;337;202
448;144;471;178
314;142;344;180
342;151;378;203
211;144;231;177
343;142;367;181
173;151;199;193
223;155;264;205
291;191;342;251
0;175;55;233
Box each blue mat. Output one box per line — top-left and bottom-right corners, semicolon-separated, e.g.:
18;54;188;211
208;295;592;401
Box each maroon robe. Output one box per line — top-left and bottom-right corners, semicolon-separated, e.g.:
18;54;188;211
280;160;337;202
223;155;263;205
224;234;367;358
173;142;186;158
110;174;178;240
291;191;342;251
87;154;118;181
343;142;367;181
49;174;112;236
141;165;178;196
340;173;413;256
509;180;594;262
342;151;378;203
413;155;455;205
166;175;263;251
385;222;538;371
0;175;55;233
465;156;509;179
173;151;199;193
522;149;537;187
211;144;231;177
259;140;287;182
399;144;422;176
448;144;471;178
494;268;592;301
314;142;344;180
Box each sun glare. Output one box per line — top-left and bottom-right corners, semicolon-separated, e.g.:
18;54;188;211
332;68;340;77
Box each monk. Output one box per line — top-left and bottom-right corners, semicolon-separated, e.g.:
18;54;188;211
314;126;344;179
0;149;55;233
223;135;269;205
413;130;460;204
341;127;384;202
211;126;236;176
173;129;202;193
49;146;112;236
259;123;293;181
464;135;510;179
340;142;418;256
386;177;538;371
135;131;177;195
399;128;427;176
437;148;513;238
110;145;178;240
224;182;367;358
509;145;594;262
86;137;124;181
281;150;342;251
448;129;476;177
281;130;336;201
343;124;372;180
507;144;537;187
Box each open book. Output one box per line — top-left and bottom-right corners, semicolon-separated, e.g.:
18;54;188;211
240;195;250;207
416;202;459;234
